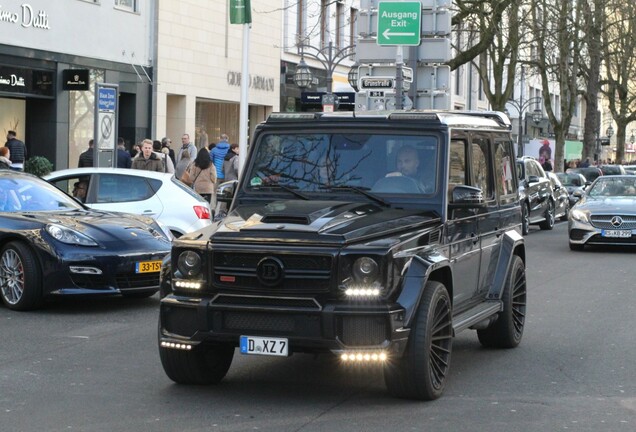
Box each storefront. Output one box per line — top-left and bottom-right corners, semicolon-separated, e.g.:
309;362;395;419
0;0;154;169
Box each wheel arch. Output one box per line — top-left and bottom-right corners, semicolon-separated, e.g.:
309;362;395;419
396;255;453;328
486;230;525;301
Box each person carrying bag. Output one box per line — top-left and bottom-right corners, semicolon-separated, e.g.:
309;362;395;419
180;147;216;204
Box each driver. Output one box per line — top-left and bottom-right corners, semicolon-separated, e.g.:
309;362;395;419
387;145;420;178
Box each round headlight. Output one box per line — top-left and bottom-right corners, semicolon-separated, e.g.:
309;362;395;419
177;251;202;277
352;257;379;283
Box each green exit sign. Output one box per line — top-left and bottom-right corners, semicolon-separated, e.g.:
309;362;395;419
377;2;421;46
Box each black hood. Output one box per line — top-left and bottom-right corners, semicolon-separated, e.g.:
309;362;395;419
202;200;439;246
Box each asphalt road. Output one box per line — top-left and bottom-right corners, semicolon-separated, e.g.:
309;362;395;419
1;221;635;432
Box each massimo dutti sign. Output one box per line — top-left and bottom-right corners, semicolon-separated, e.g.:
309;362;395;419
62;69;89;90
0;66;54;97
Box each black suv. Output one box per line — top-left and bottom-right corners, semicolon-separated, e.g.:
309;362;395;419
517;156;555;235
158;111;527;400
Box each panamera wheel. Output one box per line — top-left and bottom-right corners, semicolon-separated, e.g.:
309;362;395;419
0;242;42;311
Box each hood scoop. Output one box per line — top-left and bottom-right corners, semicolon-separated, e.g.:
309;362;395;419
261;215;310;225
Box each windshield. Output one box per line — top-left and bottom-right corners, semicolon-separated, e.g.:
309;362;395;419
244;133;439;196
557;173;583;187
0;176;84;212
588;177;636;198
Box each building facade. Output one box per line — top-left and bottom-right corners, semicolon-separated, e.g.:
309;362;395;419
0;0;154;169
154;0;281;150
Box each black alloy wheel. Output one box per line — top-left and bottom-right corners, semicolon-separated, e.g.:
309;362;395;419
384;281;453;400
477;255;527;348
539;200;555;230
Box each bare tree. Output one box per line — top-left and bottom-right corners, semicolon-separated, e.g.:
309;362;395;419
601;1;636;163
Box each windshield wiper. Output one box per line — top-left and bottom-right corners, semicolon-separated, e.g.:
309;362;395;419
254;184;310;200
321;185;391;207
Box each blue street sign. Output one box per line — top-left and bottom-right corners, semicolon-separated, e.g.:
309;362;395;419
97;87;117;112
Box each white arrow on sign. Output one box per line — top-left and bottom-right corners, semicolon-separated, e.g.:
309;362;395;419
382;28;416;40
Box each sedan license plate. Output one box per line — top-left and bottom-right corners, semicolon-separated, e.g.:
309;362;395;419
601;229;632;238
135;260;162;273
240;335;288;357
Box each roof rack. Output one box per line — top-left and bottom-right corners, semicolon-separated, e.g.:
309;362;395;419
456;111;512;129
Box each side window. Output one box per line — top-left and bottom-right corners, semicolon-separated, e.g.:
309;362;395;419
470;137;493;199
449;139;466;185
494;139;517;205
96;174;154;203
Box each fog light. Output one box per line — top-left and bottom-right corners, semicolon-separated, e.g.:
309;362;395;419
174;280;203;290
339;350;388;363
344;287;382;297
161;341;192;351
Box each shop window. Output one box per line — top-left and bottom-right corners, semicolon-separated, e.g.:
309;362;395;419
68;69;104;169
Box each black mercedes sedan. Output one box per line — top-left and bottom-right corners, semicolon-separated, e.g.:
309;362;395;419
0;171;172;310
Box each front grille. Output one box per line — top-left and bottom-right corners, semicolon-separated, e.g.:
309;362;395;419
223;312;295;333
213;251;333;293
590;215;636;230
212;294;321;310
116;273;160;289
339;316;388;346
71;273;109;289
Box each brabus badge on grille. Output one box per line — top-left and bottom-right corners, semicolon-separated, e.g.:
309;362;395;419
611;216;623;227
256;257;285;287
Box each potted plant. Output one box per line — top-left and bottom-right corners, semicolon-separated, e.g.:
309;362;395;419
24;156;54;177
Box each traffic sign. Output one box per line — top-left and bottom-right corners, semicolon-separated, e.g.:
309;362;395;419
377;2;421;46
360;76;395;90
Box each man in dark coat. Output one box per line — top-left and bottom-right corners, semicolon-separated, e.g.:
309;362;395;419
5;130;27;171
78;139;94;168
116;137;132;168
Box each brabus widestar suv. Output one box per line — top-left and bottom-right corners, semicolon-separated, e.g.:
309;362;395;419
158;111;527;400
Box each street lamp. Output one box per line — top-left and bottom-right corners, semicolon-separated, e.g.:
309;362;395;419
630;130;635;145
348;62;359;92
293;42;355;112
606;125;614;139
505;97;544;157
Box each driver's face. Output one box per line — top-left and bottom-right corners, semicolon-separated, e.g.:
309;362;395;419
397;151;419;176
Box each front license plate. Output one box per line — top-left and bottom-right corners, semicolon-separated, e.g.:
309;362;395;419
601;229;632;238
135;260;162;273
240;335;288;357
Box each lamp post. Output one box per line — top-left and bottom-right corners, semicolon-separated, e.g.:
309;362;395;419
505;96;544;157
630;129;635;145
293;42;355;112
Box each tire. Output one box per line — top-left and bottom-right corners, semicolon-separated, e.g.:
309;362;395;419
521;203;530;235
384;281;453;400
477;255;526;348
539;200;555;230
159;336;234;385
569;242;584;251
0;241;43;311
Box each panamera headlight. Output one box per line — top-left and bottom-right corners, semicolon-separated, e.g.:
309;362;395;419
571;209;590;223
46;224;98;246
352;257;380;284
177;250;202;278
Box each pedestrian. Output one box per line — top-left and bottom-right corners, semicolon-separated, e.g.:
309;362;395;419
181;147;216;204
116;137;132;168
78;139;94;168
0;147;11;169
5;130;27;171
176;133;197;165
223;143;239;181
161;137;176;166
131;139;165;172
580;157;590;168
153;140;175;173
175;149;191;181
211;133;230;183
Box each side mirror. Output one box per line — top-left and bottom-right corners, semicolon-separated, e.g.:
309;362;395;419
450;185;484;208
216;180;238;203
527;175;540;184
573;190;584;198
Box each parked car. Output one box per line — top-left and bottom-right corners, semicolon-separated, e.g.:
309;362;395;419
517;156;555;235
45;168;212;237
158;110;527;401
600;164;626;176
0;171;172;310
546;171;569;221
566;166;603;183
556;172;588;207
569;175;636;250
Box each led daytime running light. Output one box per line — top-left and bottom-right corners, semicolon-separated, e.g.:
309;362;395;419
174;280;202;289
340;351;388;362
161;341;192;350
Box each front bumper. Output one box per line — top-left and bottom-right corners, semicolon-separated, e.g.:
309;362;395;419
159;293;410;357
568;219;636;246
